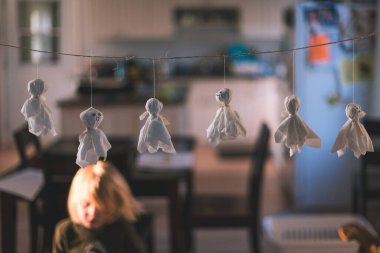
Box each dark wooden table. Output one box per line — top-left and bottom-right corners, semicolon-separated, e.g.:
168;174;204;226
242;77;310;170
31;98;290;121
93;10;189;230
1;136;194;253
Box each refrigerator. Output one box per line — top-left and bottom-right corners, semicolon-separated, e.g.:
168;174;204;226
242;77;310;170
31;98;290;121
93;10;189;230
293;1;377;208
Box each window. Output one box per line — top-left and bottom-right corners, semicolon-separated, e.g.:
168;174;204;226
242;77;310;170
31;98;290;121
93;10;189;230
18;0;60;63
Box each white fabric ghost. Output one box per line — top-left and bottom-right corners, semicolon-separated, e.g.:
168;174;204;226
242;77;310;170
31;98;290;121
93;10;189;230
76;107;112;168
331;103;374;158
275;95;321;156
137;98;176;154
206;88;247;146
21;79;56;136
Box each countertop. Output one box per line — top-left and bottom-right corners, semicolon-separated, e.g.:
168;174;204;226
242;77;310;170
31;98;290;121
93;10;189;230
59;76;276;108
58;93;187;108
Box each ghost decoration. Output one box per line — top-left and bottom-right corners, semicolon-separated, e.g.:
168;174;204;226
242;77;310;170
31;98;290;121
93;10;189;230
275;95;321;156
76;107;112;168
331;103;373;158
21;79;56;136
137;98;176;154
206;88;246;146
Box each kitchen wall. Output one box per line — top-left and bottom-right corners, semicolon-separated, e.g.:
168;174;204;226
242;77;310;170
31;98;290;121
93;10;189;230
0;0;6;146
1;0;84;147
1;0;293;147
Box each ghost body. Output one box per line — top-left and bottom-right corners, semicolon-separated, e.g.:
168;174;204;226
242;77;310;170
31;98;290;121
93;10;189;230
206;88;246;146
275;95;321;156
21;79;56;136
138;98;176;154
76;107;111;168
331;103;373;158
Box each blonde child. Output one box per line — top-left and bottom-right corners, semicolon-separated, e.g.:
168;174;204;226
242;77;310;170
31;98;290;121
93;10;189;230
53;161;146;253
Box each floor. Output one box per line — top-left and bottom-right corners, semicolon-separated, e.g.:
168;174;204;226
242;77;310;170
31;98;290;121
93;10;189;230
0;144;295;253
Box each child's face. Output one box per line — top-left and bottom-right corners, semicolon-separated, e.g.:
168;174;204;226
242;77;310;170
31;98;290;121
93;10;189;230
77;197;108;229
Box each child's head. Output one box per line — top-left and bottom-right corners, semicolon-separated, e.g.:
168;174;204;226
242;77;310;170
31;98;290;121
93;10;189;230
67;161;143;229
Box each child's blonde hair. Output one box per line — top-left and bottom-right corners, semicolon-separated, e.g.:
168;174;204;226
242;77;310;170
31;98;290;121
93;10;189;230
67;161;143;224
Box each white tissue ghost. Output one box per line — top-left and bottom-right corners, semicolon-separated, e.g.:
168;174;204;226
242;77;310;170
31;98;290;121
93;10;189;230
206;88;246;146
76;107;112;168
275;95;321;156
137;98;176;154
331;103;374;158
21;79;56;136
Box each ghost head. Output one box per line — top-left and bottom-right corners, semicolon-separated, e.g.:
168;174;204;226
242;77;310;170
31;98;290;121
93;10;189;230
28;79;46;98
80;107;103;129
145;98;163;115
346;103;365;121
215;88;231;106
285;95;301;115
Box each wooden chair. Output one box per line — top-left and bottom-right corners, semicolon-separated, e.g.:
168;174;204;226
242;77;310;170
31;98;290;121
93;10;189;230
355;117;380;217
190;123;271;253
12;123;51;253
13;123;43;167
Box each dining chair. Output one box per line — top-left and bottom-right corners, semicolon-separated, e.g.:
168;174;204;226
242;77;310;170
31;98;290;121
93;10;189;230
355;117;380;217
13;123;43;167
190;123;270;253
12;123;52;253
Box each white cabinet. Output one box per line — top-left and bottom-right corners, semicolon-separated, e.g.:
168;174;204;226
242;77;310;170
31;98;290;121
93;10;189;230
93;0;173;40
239;0;294;39
187;77;284;145
60;104;189;138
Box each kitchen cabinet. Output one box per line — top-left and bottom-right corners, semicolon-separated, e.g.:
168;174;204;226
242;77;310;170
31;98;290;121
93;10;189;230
90;0;294;41
239;0;293;39
187;77;285;146
58;77;285;153
93;0;173;40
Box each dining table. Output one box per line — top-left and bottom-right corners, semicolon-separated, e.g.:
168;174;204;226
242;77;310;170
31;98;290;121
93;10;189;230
1;136;195;253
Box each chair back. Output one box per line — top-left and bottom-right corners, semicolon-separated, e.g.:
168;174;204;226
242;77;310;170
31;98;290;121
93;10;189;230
357;117;380;215
248;123;270;226
171;135;196;151
364;117;380;136
362;117;380;165
13;123;42;167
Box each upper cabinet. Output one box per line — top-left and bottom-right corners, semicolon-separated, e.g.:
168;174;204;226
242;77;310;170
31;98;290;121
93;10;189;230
90;0;294;41
239;0;294;39
93;0;173;41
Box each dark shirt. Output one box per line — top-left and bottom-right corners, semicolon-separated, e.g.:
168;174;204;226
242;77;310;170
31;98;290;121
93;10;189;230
52;218;147;253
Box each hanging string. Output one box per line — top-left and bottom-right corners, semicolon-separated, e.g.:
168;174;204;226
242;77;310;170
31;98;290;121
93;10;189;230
292;50;295;95
223;55;226;88
90;56;93;108
36;61;39;79
352;40;355;104
0;32;378;60
153;59;156;98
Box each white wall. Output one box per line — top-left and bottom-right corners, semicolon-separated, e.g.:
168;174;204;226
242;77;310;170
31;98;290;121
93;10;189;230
0;0;7;147
2;0;83;147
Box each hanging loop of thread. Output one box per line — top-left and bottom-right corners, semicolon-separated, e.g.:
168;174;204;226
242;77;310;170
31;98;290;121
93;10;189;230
90;56;93;108
153;58;156;98
36;61;39;79
293;50;295;95
352;40;355;104
223;55;226;88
